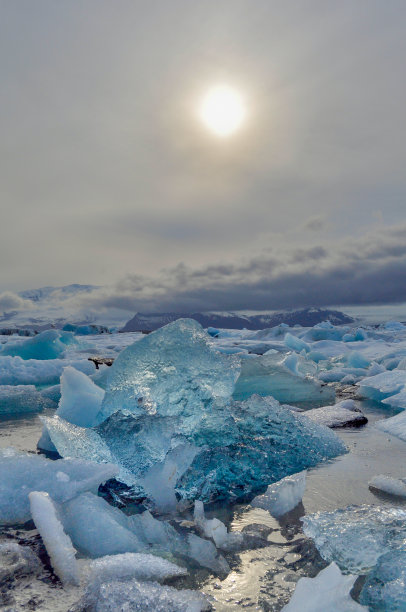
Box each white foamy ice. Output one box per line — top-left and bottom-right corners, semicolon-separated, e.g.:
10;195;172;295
193;501;243;551
0;448;118;524
76;579;210;612
375;409;406;442
281;562;367;611
369;474;406;498
87;552;187;584
29;491;79;586
251;471;306;518
0;355;94;386
303;400;367;428
38;366;105;453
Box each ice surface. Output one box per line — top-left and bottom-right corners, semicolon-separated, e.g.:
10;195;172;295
284;332;310;353
358;370;406;403
99;318;240;421
303;400;367;428
187;533;230;574
87;552;187;583
0;541;40;582
0;448;118;524
375;410;406;442
0;384;52;415
382;387;406;409
29;491;79;585
57;366;105;427
302;505;406;574
194;501;243;550
232;352;335;405
369;474;406;498
0;329;76;360
360;550;406;611
73;578;210;612
251;471;306;517
282;562;367;611
0;355;94;385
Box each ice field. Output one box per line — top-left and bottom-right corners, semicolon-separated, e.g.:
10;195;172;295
1;317;406;610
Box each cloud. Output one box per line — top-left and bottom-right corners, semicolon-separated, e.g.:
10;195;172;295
67;223;406;314
0;292;33;314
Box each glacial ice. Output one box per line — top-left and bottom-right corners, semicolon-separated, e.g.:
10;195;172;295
0;541;40;582
0;329;76;360
282;562;367;612
303;400;367;428
232;352;335;405
187;533;230;573
99;318;240;422
360;550;406;611
73;578;210;612
0;384;52;415
369;474;406;498
194;501;243;551
0;448;118;524
302;505;406;574
251;471;306;517
29;491;79;585
0;355;94;385
358;370;406;404
87;552;187;584
284;332;310;353
375;410;406;442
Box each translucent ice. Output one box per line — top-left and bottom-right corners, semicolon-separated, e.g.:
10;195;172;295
73;579;210;612
29;491;79;586
251;471;306;517
284;332;310;353
302;505;406;574
194;501;243;551
360;550;406;611
0;384;52;415
369;475;406;498
375;410;406;442
0;330;76;360
187;533;230;574
0;356;94;386
358;370;406;403
99;318;240;422
87;552;187;584
0;448;118;524
282;562;367;612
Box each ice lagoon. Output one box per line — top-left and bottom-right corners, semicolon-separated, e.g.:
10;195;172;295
1;317;406;610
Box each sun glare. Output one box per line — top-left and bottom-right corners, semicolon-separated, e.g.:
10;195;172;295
199;85;245;137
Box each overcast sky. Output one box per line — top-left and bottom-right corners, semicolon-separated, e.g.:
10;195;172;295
1;1;406;312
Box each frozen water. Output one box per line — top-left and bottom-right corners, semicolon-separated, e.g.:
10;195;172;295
232;352;335;405
369;475;406;498
87;552;187;584
0;355;94;385
72;578;210;612
0;541;40;582
29;491;79;585
360;550;406;611
358;370;406;403
0;330;76;360
302;505;406;574
284;332;310;353
57;366;105;427
99;318;240;421
382;387;406;409
194;501;243;551
303;400;367;428
375;410;406;442
282;562;367;611
187;533;230;574
0;448;118;524
251;471;306;517
0;385;52;415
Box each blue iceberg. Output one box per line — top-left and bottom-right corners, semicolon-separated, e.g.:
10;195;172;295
0;329;77;360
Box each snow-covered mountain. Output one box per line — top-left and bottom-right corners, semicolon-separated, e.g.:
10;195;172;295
121;308;354;332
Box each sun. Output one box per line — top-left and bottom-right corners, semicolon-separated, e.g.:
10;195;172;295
199;85;245;137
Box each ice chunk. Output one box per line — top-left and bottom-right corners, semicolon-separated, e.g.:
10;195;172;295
194;501;243;551
282;562;367;612
347;351;370;369
232;353;335;405
284;332;310;353
87;552;187;583
303;400;367;428
369;474;406;498
385;321;406;331
358;370;406;403
57;366;105;427
375;410;406;442
0;541;40;582
0;448;118;524
73;579;210;612
0;356;94;386
60;492;143;557
187;533;230;574
251;471;306;517
40;383;61;404
382;387;406;409
99;318;240;421
360;550;406;611
302;505;406;574
0;384;52;415
29;491;79;585
0;330;76;360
